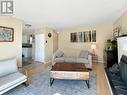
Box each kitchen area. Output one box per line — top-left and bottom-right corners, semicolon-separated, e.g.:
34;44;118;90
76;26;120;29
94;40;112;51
22;33;45;67
22;34;35;66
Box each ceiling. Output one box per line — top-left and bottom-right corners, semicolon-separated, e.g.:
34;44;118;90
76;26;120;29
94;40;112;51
14;0;127;30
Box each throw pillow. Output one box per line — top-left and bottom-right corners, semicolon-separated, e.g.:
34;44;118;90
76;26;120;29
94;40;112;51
56;51;64;58
109;63;119;74
79;50;89;59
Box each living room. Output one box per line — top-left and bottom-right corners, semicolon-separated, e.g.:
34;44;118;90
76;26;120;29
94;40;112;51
0;0;127;95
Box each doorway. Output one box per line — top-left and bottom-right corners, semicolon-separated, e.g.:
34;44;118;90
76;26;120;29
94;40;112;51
22;33;45;67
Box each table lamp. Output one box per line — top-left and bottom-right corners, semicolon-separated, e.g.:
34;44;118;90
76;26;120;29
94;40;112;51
91;44;96;55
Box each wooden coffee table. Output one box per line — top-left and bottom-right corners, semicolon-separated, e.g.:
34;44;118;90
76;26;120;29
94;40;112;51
50;63;90;88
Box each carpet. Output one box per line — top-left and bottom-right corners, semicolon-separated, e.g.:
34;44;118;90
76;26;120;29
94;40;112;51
3;69;97;95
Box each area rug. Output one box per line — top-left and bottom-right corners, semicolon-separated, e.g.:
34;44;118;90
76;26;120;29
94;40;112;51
3;69;97;95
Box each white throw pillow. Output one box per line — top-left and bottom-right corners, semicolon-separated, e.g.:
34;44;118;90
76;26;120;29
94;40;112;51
0;57;18;77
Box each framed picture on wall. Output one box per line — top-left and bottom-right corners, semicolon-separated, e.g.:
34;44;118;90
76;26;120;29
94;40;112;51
70;30;96;42
86;31;91;42
92;30;96;42
0;26;14;42
71;32;77;42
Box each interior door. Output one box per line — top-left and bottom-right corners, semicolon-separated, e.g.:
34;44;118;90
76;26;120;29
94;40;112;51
35;34;45;63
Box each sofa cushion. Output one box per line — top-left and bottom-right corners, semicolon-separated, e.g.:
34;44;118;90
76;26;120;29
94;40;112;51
0;72;27;92
56;51;64;58
65;57;76;63
77;58;89;64
79;50;89;59
0;57;18;77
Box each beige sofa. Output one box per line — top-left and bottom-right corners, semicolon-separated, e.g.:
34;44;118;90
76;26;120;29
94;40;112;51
52;50;92;69
0;57;27;95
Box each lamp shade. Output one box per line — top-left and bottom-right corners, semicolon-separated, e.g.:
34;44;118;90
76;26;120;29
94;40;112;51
91;44;96;50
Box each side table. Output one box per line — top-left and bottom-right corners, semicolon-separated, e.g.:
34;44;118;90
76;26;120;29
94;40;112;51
92;54;98;64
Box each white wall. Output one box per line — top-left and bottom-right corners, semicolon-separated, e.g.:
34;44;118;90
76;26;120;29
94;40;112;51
0;16;22;67
44;28;53;62
53;32;58;53
114;10;127;34
58;24;113;63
